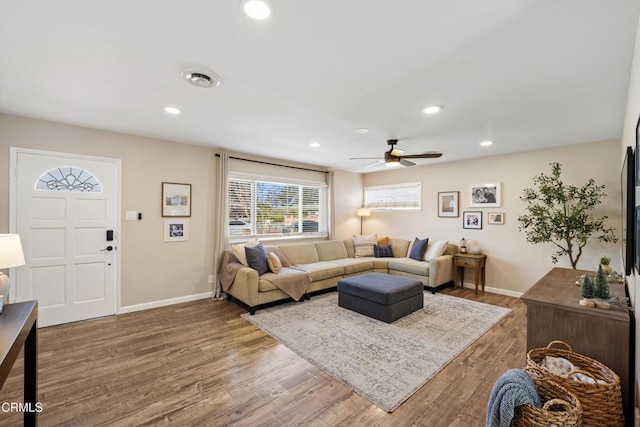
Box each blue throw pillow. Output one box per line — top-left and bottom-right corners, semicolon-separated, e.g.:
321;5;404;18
409;237;429;261
374;244;394;258
245;243;269;276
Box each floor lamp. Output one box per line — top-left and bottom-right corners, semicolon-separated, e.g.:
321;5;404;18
0;234;26;308
357;208;370;235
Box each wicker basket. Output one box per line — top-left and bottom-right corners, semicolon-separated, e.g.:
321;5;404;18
526;340;624;427
511;368;583;427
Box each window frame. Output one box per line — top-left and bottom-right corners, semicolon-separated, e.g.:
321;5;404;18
364;182;422;211
227;174;328;241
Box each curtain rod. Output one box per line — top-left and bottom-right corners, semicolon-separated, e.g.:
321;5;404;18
215;153;328;174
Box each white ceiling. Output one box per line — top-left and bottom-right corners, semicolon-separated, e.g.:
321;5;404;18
1;1;639;172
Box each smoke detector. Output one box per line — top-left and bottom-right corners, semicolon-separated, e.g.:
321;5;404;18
181;68;221;88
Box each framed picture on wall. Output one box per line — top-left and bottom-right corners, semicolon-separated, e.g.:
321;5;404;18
437;191;459;217
463;211;482;229
162;182;191;217
469;182;501;208
488;212;505;225
164;219;188;242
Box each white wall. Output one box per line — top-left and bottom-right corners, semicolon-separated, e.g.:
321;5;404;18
332;169;364;240
621;8;640;405
362;139;621;295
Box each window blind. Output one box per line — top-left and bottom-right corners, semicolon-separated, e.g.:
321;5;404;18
364;182;421;210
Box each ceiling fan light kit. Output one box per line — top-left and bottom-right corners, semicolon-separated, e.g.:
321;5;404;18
350;139;442;168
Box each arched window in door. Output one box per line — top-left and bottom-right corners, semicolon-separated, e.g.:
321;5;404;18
35;167;103;193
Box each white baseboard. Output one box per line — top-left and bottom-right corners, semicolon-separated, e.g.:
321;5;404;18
460;282;523;298
118;291;214;314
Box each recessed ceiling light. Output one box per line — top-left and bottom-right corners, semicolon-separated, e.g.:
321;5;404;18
422;105;442;115
164;106;181;115
241;0;272;20
354;128;369;134
309;142;321;148
480;140;494;147
181;68;221;88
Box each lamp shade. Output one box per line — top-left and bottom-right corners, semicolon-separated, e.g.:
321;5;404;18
0;234;25;269
357;208;371;217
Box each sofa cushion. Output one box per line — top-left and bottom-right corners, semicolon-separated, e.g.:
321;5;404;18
232;238;260;266
377;236;389;247
389;238;410;257
314;240;348;261
328;258;373;275
409;238;429;261
353;234;377;257
267;252;282;273
425;240;448;261
245;243;269;276
374;244;394;258
279;243;319;265
294;262;344;281
388;258;430;276
264;246;292;267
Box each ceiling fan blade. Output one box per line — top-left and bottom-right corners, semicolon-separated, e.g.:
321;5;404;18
349;157;384;160
400;159;416;167
400;152;442;159
364;160;384;168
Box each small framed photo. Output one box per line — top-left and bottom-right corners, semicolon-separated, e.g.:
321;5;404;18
469;182;501;208
463;211;482;229
164;219;188;242
162;182;191;217
488;212;505;225
438;191;459;217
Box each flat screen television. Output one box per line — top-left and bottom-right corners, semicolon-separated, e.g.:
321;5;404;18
622;146;635;275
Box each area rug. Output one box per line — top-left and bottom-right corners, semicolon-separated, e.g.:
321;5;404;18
241;292;511;412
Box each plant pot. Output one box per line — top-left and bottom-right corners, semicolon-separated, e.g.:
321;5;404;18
595;299;611;309
579;298;595;308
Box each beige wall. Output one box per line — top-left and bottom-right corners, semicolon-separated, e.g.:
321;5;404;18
332;169;363;240
0;113;216;308
362;139;622;295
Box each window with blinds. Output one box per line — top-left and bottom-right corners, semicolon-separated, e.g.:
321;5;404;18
228;177;326;238
364;182;421;210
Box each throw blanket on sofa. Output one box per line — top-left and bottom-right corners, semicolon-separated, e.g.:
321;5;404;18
486;369;541;427
259;268;310;301
218;250;310;301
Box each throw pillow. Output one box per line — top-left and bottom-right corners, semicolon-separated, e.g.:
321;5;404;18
409;237;429;261
245;243;269;276
265;246;292;267
424;240;449;261
374;244;394;258
231;238;260;266
267;252;282;274
353;234;377;257
377;236;389;247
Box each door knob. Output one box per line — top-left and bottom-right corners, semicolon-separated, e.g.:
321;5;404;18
100;246;114;252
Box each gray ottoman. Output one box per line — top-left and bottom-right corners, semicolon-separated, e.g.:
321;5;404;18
337;272;424;323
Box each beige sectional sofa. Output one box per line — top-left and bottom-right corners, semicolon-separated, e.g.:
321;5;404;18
222;238;457;314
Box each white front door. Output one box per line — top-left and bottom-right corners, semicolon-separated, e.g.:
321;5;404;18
11;148;120;327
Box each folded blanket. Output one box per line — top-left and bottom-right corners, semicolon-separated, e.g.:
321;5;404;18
259;268;310;301
539;356;605;384
486;369;541;427
217;250;310;301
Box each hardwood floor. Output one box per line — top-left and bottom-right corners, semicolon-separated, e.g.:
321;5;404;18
0;287;526;426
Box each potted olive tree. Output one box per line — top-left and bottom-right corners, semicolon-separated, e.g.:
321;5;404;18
518;162;617;269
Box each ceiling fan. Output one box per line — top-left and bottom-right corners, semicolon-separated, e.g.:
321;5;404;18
350;139;442;168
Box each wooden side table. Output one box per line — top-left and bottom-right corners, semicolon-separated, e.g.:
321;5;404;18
453;253;487;294
0;300;38;427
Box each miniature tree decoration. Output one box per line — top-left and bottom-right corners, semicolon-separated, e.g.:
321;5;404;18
594;264;611;300
580;274;595;299
518;162;617;269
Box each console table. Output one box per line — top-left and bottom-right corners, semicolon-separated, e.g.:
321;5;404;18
521;268;633;426
452;253;486;294
0;300;38;427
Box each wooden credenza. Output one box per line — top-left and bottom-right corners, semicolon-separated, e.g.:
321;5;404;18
521;267;634;426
